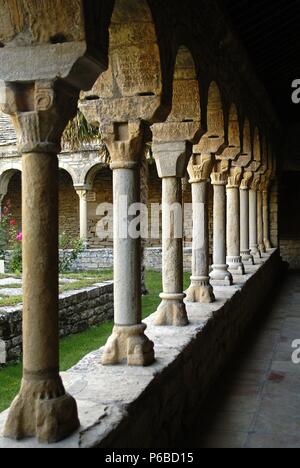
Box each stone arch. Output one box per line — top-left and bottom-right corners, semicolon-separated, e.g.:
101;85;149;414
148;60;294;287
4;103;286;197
84;163;108;189
81;0;170;125
206;81;225;139
0;166;22;196
58;163;77;186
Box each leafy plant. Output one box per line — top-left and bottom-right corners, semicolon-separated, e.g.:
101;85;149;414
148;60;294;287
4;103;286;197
61;110;100;150
59;233;84;273
10;232;22;274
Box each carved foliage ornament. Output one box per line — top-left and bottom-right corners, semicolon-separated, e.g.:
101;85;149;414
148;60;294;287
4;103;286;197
0;80;79;154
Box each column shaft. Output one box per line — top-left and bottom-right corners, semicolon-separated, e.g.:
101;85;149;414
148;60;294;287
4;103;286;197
102;163;154;365
249;189;261;257
4;152;79;443
263;190;272;249
257;190;266;253
186;181;215;303
240;188;254;264
155;177;188;326
226;186;245;274
210;182;232;285
114;168;141;326
79;191;88;248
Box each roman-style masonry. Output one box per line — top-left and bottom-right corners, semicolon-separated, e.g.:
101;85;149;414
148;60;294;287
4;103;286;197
1;81;81;443
101;121;155;365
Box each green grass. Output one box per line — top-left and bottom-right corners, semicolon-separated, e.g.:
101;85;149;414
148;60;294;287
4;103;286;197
0;271;113;308
0;271;190;413
0;296;23;308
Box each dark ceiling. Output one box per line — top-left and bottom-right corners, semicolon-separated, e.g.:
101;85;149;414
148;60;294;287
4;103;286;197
221;0;300;126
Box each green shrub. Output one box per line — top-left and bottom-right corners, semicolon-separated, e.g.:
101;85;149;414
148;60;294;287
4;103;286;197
59;233;84;273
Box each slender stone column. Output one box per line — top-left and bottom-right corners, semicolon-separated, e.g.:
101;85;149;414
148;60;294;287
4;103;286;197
240;172;254;265
76;188;89;248
2;81;79;443
262;183;272;250
101;122;154;365
249;174;262;258
186;154;215;303
210;161;233;285
153;141;191;325
226;167;245;275
257;189;266;253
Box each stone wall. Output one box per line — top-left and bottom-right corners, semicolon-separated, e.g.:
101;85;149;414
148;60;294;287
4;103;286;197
280;240;300;270
70;247;194;273
0;281;113;365
59;169;80;240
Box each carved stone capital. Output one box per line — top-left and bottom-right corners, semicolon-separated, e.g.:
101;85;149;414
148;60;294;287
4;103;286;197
211;160;229;186
227;167;243;189
0;80;79;154
240;171;254;190
259;175;271;192
188;153;215;184
251;174;261;191
100;121;144;170
76;189;88;200
152;141;192;179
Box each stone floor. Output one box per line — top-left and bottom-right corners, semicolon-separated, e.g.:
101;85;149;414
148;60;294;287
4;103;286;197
182;270;300;448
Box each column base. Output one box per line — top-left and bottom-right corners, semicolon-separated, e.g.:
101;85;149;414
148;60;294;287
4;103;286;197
186;277;215;304
227;256;245;275
259;243;266;253
210;265;233;286
4;376;79;444
264;240;272;250
241;250;255;265
155;293;189;327
101;323;155;366
250;246;262;258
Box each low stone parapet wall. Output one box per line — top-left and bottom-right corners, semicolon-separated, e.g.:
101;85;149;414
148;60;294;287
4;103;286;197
0;281;113;365
0;249;283;448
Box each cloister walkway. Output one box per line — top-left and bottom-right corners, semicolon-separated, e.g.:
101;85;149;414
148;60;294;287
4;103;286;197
183;271;300;448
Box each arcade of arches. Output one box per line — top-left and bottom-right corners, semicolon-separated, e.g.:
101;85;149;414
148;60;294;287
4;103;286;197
0;0;298;449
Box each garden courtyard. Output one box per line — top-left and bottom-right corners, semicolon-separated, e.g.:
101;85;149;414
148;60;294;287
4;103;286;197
0;271;190;414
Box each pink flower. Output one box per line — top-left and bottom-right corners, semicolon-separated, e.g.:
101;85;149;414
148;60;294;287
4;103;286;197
10;219;17;226
16;232;22;242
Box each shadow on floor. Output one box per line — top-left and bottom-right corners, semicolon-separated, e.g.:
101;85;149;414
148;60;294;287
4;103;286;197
178;270;300;448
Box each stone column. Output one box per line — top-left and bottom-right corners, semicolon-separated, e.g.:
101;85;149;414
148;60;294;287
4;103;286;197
186;153;215;303
257;189;266;253
76;187;89;248
101;122;154;365
262;182;272;250
153;141;191;325
249;175;262;258
2;81;79;443
210;161;233;286
240;172;254;264
226;167;245;275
